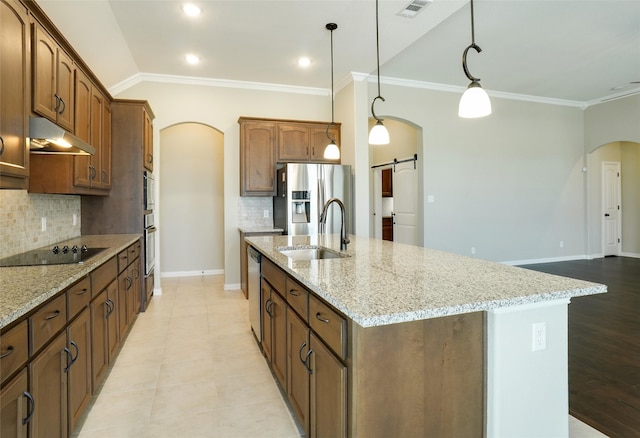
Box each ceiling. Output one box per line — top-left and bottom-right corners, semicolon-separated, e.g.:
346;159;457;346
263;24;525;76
38;0;640;105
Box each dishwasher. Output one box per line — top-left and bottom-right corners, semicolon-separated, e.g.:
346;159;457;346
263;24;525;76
247;246;262;342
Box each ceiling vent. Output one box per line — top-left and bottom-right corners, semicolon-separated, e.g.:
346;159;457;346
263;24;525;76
397;0;433;18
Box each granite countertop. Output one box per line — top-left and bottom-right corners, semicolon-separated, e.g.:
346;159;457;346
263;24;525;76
0;234;141;329
245;234;607;328
238;227;284;234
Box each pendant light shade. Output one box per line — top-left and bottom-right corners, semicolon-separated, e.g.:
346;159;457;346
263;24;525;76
324;23;340;160
459;0;491;118
369;0;389;145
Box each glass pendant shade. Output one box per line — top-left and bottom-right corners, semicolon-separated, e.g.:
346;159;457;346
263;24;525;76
458;82;492;118
324;140;340;159
369;120;390;145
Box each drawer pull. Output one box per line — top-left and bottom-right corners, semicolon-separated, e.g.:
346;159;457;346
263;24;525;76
265;299;273;317
76;288;89;295
289;289;301;297
125;277;133;290
22;391;35;425
315;312;330;324
0;345;14;359
44;310;61;320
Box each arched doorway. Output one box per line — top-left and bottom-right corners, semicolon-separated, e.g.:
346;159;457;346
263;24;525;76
160;123;224;275
369;118;424;246
587;141;640;257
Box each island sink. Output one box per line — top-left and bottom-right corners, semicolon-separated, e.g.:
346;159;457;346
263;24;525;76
276;245;349;260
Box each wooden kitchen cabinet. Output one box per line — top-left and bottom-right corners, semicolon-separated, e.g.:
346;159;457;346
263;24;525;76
381;168;393;197
382;216;393;241
240;230;282;298
117;243;141;339
286;307;310;436
29;331;68;438
32;20;74;131
277;122;341;163
261;280;287;389
0;320;28;384
0;0;30;189
239;118;277;196
66;308;92;434
143;108;153;171
0;369;31;438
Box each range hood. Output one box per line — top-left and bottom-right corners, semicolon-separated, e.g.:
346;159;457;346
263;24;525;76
29;117;95;155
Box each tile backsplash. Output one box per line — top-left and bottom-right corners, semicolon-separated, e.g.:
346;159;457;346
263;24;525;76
237;197;274;228
0;190;81;259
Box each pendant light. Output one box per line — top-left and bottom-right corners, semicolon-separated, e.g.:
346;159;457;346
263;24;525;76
324;23;340;160
368;0;390;145
458;0;492;118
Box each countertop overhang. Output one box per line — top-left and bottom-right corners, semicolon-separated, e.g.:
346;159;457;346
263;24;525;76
245;234;607;328
0;235;141;329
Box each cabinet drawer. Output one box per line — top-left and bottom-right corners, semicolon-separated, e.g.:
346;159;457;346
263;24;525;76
91;257;117;298
309;295;346;360
0;320;28;383
67;276;91;319
30;293;67;355
262;257;286;293
129;242;140;261
118;246;131;272
285;276;308;321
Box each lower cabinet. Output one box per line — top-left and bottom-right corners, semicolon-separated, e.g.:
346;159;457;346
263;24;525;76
0;369;31;438
67;309;92;434
309;332;347;438
90;280;118;389
261;281;287;389
29;332;68;438
286;308;310;436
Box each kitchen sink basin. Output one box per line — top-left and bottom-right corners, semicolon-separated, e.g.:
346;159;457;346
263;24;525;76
277;246;349;261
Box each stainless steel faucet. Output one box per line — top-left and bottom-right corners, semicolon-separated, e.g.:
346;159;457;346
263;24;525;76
319;197;350;251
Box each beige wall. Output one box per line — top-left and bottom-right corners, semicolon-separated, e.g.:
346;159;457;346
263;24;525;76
159;123;224;275
621;142;640;255
584;94;640;152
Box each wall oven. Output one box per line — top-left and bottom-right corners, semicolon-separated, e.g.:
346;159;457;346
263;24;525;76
143;171;155;211
144;213;156;276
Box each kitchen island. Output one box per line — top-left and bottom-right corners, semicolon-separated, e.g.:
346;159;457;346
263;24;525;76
246;233;606;437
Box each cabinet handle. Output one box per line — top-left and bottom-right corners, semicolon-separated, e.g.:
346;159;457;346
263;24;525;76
44;310;61;320
0;345;14;359
125;277;132;290
70;340;79;363
304;349;313;374
105;299;115;317
22;391;35;425
76;288;89;296
54;94;61;112
315;312;330;324
133;268;140;280
90;166;97;180
58;97;66;115
289;289;300;297
0;136;5;156
298;342;307;366
102;169;107;182
148;154;153;164
63;347;73;372
265;299;273;317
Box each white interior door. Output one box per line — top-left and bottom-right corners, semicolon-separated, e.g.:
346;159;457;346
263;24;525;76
602;161;621;256
393;161;418;246
372;169;382;239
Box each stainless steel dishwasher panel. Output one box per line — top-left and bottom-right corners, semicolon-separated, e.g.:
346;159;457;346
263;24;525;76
247;245;261;343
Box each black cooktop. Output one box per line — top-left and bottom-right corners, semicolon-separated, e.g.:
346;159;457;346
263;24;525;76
0;245;106;267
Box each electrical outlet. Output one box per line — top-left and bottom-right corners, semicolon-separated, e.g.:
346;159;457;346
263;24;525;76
41;217;47;232
559;240;564;248
532;322;546;351
263;210;269;218
471;247;476;255
72;214;77;226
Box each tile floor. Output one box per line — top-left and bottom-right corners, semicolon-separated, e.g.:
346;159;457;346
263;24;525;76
74;274;608;438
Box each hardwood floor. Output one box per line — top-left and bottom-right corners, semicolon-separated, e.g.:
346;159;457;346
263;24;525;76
522;256;640;438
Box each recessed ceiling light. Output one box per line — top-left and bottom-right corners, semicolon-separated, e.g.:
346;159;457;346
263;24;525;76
182;3;201;17
297;57;311;67
185;54;200;65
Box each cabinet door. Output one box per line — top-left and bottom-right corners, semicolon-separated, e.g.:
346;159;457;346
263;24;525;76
261;281;273;362
271;291;287;389
89;88;103;188
32;22;57;122
286;308;310;436
310;125;340;163
90;288;109;390
117;269;130;339
310;333;346;438
277;123;309;161
143;108;153;171
106;281;120;361
381;168;393;197
74;68;92;143
0;0;29;185
55;48;74;131
67;309;92;434
100;99;112;188
131;257;141;315
0;369;31;438
240;120;276;196
29;332;68;438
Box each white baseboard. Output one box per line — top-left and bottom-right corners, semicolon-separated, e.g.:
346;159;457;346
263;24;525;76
224;283;241;291
160;269;224;278
153;286;162;296
503;255;588;266
621;252;640;258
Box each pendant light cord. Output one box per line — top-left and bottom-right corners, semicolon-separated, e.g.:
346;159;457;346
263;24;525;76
371;0;385;122
326;23;338;143
462;0;482;83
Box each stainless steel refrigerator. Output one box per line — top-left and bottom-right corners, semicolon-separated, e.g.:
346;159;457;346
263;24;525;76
273;163;352;236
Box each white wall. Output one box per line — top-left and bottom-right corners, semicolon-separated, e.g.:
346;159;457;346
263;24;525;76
114;81;330;288
159;123;224;276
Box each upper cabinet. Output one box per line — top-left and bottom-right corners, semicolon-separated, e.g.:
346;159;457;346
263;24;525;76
0;0;30;189
239;117;341;197
277;122;340;163
32;21;74;132
143;109;153;172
